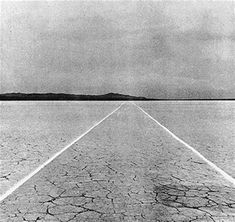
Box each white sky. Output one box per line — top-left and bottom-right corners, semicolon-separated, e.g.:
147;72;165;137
1;1;235;98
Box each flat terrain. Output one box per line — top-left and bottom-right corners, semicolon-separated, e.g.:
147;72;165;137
0;103;234;221
137;101;235;178
0;101;121;195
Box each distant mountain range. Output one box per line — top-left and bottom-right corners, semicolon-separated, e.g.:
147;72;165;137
0;93;153;101
0;93;234;101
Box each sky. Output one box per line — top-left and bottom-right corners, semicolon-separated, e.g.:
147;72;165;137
1;1;235;99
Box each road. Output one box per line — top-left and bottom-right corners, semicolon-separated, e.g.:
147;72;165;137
0;101;122;196
1;103;235;221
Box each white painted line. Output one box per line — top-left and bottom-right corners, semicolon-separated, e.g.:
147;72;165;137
0;102;125;202
132;102;235;187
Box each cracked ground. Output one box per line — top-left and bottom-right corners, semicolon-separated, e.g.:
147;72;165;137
0;101;121;195
0;103;235;221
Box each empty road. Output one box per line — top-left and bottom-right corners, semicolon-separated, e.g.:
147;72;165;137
1;103;234;222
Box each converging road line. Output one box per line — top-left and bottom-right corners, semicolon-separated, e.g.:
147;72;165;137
0;102;125;202
132;102;235;187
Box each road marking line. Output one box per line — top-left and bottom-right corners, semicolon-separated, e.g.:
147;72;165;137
132;102;235;187
0;102;125;202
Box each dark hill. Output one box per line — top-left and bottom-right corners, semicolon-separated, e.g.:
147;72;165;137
0;93;154;101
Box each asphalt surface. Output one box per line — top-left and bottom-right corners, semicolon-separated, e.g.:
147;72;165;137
1;103;235;221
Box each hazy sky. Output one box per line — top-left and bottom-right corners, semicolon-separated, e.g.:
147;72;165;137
1;1;235;99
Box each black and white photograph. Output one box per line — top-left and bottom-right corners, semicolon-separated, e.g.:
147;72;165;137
0;0;235;221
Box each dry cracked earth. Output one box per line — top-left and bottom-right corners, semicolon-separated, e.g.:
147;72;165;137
0;103;235;222
136;101;235;178
0;102;121;195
